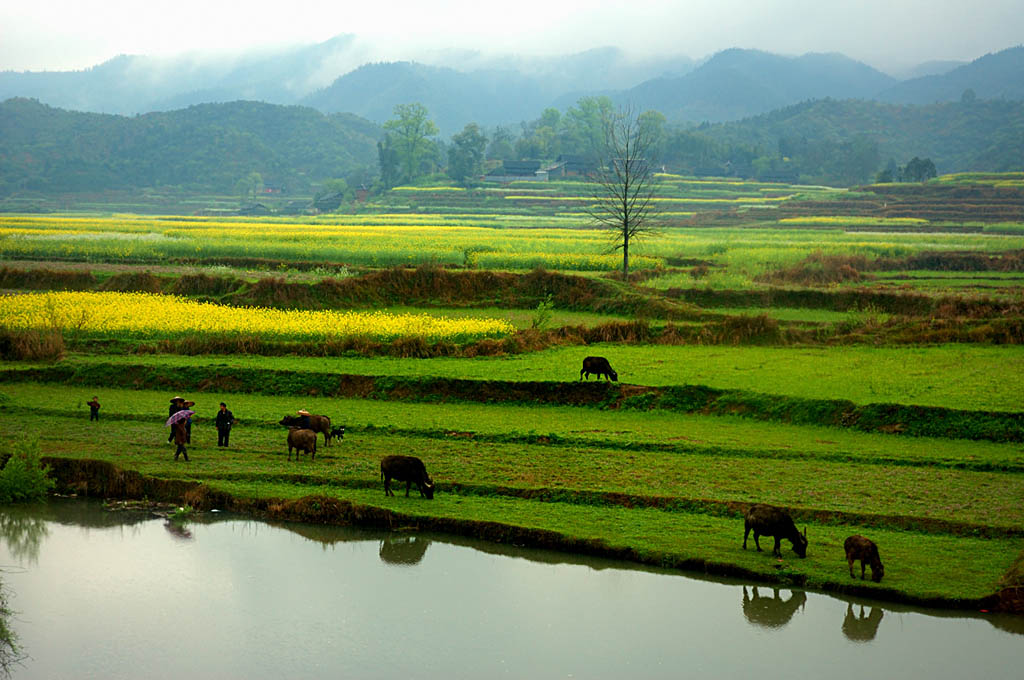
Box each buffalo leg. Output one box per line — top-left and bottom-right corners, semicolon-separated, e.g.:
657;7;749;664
743;524;750;549
848;558;855;578
772;537;782;557
860;562;866;580
405;480;411;497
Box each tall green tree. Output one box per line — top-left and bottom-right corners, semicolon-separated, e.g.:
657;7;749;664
560;96;615;163
382;103;439;184
486;126;517;161
377;135;401;189
447;123;488;185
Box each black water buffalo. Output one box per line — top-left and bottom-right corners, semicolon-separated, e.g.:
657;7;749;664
743;504;807;558
580;356;618;381
844;535;884;582
381;455;435;499
279;414;334;446
286;428;317;462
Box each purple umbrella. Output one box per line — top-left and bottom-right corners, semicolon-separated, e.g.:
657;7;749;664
165;409;195;427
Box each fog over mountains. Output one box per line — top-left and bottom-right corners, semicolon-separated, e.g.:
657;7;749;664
2;35;1021;134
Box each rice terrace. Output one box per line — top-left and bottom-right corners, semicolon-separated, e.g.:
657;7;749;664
1;169;1023;628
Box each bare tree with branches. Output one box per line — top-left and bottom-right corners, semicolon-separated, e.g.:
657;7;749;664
586;106;660;281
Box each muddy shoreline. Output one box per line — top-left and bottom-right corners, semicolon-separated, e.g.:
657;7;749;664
40;456;1023;615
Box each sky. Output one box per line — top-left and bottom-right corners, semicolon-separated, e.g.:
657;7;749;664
2;0;1022;74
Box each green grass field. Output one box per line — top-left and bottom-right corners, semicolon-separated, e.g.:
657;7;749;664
1;385;1019;604
2;174;1023;609
22;343;1023;411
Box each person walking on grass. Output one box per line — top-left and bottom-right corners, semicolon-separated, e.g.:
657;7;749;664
87;396;101;421
172;418;190;462
168;396;185;443
215;402;235;447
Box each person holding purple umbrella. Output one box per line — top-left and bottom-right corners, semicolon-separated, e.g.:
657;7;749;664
166;400;195;462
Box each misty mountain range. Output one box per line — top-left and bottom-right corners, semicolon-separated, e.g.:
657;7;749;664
2;36;1021;134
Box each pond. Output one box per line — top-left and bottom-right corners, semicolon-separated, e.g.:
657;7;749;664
0;499;1020;679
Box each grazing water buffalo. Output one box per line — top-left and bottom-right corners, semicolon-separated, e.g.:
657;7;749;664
279;414;334;446
743;504;808;558
580;356;618;382
286;428;317;462
381;455;435;499
844;535;884;582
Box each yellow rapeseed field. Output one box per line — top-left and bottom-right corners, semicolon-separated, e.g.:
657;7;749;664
0;292;515;343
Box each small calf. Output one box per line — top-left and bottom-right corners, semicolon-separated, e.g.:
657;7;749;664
330;425;345;442
844;535;884;583
286;428;317;462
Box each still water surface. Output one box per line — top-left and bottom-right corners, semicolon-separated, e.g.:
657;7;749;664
0;499;1020;679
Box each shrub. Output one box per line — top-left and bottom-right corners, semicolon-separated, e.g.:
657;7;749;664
0;436;55;503
0;328;65;361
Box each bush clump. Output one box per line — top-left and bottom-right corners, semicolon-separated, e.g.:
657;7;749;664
0;436;56;503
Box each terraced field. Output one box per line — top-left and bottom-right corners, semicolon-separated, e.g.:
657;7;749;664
1;172;1022;611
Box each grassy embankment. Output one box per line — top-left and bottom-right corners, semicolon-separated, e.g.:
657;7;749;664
1;353;1022;609
1;174;1023;610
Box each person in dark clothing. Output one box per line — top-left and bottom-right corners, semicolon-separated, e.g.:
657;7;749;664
296;409;311;430
168;396;185;443
87;396;101;421
172;419;190;462
215;402;235;447
182;400;194;443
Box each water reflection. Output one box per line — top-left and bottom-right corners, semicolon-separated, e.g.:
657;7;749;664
842;603;885;642
0;511;48;565
162;519;193;541
741;586;807;629
379;535;431;566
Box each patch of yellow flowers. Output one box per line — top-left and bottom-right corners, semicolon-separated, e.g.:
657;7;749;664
0;292;515;343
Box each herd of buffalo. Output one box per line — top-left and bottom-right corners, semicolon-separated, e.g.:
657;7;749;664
274;354;885;584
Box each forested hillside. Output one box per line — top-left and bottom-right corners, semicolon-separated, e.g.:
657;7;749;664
683;98;1024;181
0;98;380;196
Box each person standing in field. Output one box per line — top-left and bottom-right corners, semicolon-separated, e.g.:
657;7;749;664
215;402;235;447
168;396;185;443
172;418;190;462
87;396;101;421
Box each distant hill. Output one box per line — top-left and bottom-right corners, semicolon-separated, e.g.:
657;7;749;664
0;38;694;132
0;98;380;196
625;49;897;122
0;35;369;115
899;60;967;80
878;46;1024;104
696;98;1024;178
302;61;556;135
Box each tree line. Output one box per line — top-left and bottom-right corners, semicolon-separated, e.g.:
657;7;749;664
374;96;1005;190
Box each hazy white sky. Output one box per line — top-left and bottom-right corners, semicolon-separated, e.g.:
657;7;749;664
2;0;1022;73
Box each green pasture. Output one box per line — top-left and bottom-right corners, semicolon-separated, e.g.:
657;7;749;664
0;403;1018;603
5;383;1022;472
34;343;1024;412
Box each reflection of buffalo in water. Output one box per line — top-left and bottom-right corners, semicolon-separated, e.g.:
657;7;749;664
842;603;884;642
379;535;431;566
741;586;807;629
